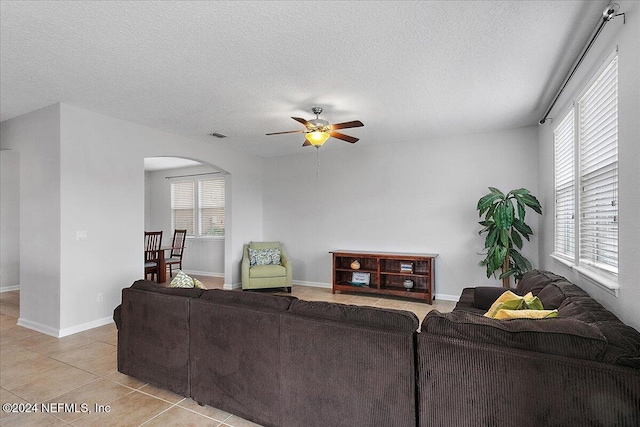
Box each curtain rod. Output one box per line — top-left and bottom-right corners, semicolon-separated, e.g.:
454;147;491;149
165;172;221;179
539;3;624;125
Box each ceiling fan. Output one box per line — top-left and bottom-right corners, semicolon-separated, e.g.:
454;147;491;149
266;107;364;147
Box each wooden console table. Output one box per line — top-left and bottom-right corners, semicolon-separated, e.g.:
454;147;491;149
330;250;437;303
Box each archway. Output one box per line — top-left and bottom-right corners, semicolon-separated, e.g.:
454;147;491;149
143;156;230;288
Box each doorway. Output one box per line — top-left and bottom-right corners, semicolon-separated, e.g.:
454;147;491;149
144;157;227;288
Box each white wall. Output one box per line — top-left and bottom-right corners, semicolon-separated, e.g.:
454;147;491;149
0;104;62;334
537;0;640;330
55;103;262;334
263;126;540;299
1;150;20;291
1;102;263;336
144;164;225;276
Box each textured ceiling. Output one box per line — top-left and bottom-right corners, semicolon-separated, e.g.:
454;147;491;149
0;1;608;157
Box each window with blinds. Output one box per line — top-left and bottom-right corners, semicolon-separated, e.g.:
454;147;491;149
171;181;195;236
171;177;225;238
578;55;618;275
198;179;225;236
553;107;575;260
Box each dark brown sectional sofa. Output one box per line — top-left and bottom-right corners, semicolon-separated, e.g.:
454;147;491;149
113;270;640;427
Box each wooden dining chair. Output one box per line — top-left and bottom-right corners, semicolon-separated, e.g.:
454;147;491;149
166;229;187;278
144;231;163;282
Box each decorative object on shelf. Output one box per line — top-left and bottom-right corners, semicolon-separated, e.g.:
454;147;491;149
403;279;414;289
400;262;413;273
477;187;542;288
350;259;361;270
351;271;370;286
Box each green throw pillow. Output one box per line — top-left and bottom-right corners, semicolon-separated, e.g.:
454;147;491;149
170;270;208;290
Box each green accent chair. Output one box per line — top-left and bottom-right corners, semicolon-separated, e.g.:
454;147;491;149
241;241;292;292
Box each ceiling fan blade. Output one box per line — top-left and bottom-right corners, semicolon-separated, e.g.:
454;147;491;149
291;117;311;127
331;120;364;130
330;131;359;143
302;140;311;147
265;130;305;135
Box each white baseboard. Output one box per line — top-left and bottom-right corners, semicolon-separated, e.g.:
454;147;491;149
224;282;241;290
0;285;20;293
182;270;224;278
17;317;60;338
434;293;460;302
293;280;331;289
17;316;114;338
58;316;114;338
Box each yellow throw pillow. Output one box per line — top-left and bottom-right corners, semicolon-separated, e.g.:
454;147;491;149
484;291;523;318
193;277;207;289
494;309;559;319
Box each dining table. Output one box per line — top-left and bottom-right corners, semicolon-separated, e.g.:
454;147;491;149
154;246;173;284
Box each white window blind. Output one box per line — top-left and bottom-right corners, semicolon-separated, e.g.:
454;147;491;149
171;177;225;238
198;178;225;236
578;55;618;275
553;107;575;260
171;181;195;236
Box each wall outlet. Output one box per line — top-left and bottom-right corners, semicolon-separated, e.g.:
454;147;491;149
76;230;88;241
96;293;103;303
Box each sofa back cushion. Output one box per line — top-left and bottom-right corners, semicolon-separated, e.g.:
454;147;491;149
130;279;204;298
288;299;419;332
199;288;295;311
422;310;608;361
516;270;568;296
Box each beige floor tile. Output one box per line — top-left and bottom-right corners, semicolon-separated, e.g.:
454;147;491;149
9;359;98;402
142;405;220;426
1;410;70;427
103;371;147;389
0;324;43;345
71;390;172;427
0;387;27;420
139;383;187;404
20;333;95;357
178;398;231;423
0;352;54;389
0;313;18;330
44;378;134;423
223;414;264;427
79;323;117;346
66;350;118;378
49;341;116;367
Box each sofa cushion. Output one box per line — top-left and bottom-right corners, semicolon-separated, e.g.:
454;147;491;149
516;270;568;296
288;299;419;333
473;287;511;311
594;321;640;368
558;297;620;323
249;264;287;278
130;279;204;298
199;289;295;311
422;310;607;361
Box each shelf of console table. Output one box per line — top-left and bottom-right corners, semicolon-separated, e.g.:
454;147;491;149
330;250;438;303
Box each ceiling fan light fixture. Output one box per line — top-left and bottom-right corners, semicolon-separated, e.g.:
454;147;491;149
305;130;331;147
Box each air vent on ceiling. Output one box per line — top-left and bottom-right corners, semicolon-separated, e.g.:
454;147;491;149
209;132;227;138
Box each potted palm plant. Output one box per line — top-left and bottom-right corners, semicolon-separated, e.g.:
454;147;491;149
477;187;542;288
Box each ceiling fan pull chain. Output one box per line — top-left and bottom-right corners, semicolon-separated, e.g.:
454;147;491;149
316;147;320;178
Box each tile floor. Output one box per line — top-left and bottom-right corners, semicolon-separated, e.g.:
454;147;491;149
0;276;455;426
